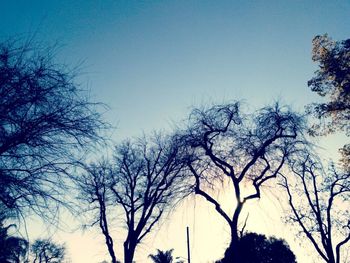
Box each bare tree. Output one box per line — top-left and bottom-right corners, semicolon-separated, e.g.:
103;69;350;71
78;134;187;263
0;38;106;220
31;238;66;263
177;102;305;262
281;153;350;263
76;161;118;263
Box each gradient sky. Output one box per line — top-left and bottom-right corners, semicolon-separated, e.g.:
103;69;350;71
1;1;349;262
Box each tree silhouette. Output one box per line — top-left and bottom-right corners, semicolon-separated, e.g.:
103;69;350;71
0;38;106;220
0;206;28;263
77;134;187;263
177;102;305;262
281;153;350;263
31;238;66;263
149;249;183;263
216;232;297;263
77;161;118;263
307;34;350;171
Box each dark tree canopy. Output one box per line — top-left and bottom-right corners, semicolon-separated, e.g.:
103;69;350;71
0;205;28;263
217;232;297;263
281;152;350;263
307;34;350;170
0;225;27;263
177;102;305;262
0;39;106;219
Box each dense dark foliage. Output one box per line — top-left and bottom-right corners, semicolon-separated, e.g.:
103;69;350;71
0;206;28;263
217;232;297;263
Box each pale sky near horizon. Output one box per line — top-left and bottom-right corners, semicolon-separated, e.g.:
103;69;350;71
1;1;349;262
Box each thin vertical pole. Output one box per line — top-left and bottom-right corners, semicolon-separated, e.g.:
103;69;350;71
187;226;191;263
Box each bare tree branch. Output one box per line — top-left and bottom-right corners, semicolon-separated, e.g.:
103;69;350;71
281;155;350;263
177;102;305;262
0;38;108;221
77;133;188;263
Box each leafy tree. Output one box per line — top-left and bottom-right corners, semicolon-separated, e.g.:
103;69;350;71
30;238;65;263
0;206;28;263
281;153;350;263
177;102;305;262
307;34;350;170
0;38;106;220
77;134;187;263
216;232;297;263
149;249;184;263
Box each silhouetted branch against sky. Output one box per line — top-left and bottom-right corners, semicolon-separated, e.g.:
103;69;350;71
75;160;117;263
176;101;306;262
280;152;350;263
77;133;189;263
31;238;66;263
0;38;108;223
0;2;349;262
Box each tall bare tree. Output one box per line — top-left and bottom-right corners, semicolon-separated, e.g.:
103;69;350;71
281;153;350;263
78;134;187;263
76;161;118;263
177;102;305;262
0;38;106;220
31;238;66;263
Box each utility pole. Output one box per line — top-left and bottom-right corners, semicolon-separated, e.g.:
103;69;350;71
186;226;191;263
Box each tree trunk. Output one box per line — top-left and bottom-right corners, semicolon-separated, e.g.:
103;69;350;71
223;224;240;263
327;250;336;263
124;240;136;263
223;203;243;263
106;238;118;263
99;200;117;263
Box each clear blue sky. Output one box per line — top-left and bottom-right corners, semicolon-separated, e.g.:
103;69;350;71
1;1;349;262
2;1;349;139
